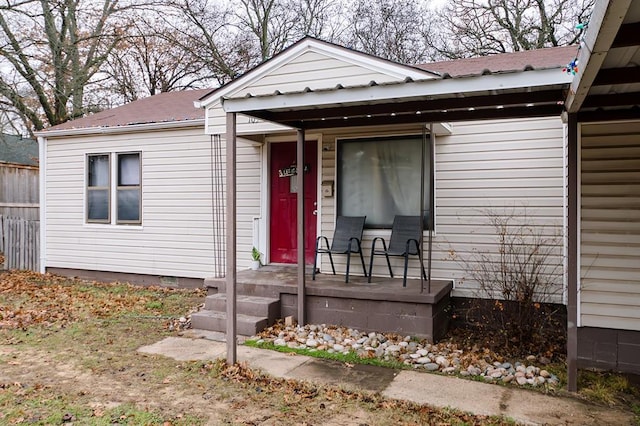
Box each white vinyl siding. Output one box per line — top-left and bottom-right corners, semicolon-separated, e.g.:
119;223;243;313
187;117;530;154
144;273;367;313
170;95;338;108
580;121;640;331
45;127;259;278
316;117;566;302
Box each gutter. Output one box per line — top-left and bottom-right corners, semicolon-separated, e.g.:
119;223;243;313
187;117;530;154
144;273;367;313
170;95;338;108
33;119;205;139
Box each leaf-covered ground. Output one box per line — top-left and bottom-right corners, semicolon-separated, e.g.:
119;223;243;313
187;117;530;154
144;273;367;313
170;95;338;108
0;270;192;330
1;270;519;425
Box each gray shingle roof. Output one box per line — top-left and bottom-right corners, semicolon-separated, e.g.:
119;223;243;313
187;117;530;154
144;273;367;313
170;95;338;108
0;134;38;166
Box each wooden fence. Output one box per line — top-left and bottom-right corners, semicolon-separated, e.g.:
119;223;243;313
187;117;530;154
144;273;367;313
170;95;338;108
0;215;40;271
0;163;39;221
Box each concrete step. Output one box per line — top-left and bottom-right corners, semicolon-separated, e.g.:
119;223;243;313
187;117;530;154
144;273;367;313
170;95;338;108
203;294;280;321
191;310;269;336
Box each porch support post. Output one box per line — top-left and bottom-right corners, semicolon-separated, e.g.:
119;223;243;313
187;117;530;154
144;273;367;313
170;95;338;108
226;112;237;364
296;128;306;326
427;123;435;293
567;113;579;392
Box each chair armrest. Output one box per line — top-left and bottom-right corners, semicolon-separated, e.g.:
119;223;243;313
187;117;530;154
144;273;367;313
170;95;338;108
371;236;388;254
316;235;331;252
405;238;421;254
347;236;363;252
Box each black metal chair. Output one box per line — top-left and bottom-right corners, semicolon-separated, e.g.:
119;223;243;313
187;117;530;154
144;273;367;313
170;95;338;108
368;215;427;287
313;216;367;283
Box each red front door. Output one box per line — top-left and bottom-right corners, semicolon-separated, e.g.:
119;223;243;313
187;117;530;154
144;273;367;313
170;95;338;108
269;141;318;264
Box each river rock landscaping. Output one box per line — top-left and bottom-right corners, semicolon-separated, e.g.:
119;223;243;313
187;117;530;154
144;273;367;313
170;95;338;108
253;323;561;388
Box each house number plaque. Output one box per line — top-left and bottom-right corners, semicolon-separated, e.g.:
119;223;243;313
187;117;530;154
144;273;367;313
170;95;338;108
278;163;310;178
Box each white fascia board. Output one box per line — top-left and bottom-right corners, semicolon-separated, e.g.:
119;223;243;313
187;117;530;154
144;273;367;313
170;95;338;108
33;119;204;139
566;0;631;113
198;39;435;109
222;68;572;113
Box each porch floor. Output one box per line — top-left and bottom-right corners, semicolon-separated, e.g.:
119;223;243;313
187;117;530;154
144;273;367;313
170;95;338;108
203;265;453;340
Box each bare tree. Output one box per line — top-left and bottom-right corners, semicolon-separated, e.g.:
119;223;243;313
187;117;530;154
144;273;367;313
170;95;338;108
238;0;298;61
288;0;346;41
161;0;257;86
103;18;210;104
345;0;433;64
0;1;151;133
431;0;594;59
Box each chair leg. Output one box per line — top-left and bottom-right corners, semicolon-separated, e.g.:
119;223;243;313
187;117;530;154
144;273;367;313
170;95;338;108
345;251;352;283
384;253;393;278
328;252;336;275
358;249;367;278
417;247;427;280
312;240;320;281
368;250;375;283
403;253;409;288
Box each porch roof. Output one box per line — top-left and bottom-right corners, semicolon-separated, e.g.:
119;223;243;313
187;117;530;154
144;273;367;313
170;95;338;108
565;0;640;119
221;67;572;129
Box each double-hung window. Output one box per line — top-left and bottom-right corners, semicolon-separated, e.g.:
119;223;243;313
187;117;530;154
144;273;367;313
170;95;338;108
87;154;110;223
86;152;141;225
337;135;432;228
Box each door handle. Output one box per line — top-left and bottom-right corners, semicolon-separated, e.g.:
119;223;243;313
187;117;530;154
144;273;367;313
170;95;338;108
312;209;318;215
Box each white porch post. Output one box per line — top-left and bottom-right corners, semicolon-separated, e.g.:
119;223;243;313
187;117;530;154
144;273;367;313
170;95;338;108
226;112;237;364
297;129;306;325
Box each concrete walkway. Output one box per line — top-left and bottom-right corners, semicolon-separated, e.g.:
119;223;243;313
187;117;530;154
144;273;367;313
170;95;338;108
138;333;634;426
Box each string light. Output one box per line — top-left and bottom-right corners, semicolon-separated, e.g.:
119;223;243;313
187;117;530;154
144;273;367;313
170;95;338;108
562;22;588;76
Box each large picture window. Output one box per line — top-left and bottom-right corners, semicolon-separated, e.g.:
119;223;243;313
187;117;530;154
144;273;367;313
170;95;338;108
86;151;142;225
337;135;432;228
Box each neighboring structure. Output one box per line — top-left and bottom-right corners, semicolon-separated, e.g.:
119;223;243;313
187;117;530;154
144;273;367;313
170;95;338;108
35;0;640;380
0;133;38;166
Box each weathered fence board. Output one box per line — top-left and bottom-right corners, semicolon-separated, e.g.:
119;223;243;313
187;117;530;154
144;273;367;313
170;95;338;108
1;215;40;271
0;163;39;221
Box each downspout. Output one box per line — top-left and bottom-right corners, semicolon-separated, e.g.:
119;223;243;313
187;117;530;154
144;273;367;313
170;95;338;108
37;136;46;274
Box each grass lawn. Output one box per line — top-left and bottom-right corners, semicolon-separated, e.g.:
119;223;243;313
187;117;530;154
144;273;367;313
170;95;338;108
1;270;517;425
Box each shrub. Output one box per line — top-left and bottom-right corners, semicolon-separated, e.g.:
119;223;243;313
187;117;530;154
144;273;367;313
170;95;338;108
452;208;564;353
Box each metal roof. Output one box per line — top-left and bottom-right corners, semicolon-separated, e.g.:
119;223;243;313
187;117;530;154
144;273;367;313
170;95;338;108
221;52;575;130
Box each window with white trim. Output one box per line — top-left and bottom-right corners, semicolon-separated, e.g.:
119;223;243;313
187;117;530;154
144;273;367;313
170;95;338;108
87;154;110;223
86;152;142;225
337;135;432;228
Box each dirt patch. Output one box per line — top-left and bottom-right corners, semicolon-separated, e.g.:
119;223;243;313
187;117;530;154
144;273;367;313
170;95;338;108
0;346;227;424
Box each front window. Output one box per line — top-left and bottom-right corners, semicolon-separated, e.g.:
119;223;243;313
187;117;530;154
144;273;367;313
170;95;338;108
86;151;142;225
337;135;432;228
87;154;110;223
117;153;141;224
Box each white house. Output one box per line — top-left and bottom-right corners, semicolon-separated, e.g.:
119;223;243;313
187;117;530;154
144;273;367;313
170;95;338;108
35;0;640;383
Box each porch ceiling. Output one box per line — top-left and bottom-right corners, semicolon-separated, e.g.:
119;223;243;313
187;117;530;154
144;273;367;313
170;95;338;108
221;68;571;130
566;0;640;120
